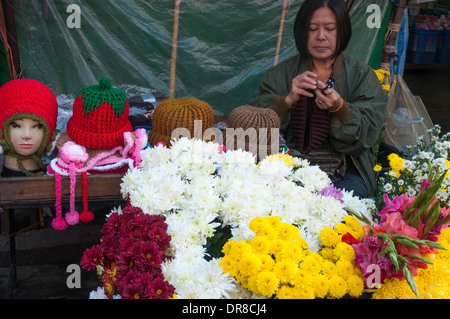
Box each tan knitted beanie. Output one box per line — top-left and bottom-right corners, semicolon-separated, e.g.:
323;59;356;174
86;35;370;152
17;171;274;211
225;105;280;160
147;97;214;147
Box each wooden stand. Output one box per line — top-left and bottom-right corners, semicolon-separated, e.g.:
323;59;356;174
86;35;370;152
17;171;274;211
0;174;124;298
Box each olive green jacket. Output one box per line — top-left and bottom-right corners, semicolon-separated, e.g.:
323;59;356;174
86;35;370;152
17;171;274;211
250;54;388;197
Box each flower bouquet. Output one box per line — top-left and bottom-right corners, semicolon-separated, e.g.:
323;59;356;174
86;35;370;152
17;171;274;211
220;215;366;299
80;205;175;299
375;125;450;210
114;137;374;298
347;171;450;296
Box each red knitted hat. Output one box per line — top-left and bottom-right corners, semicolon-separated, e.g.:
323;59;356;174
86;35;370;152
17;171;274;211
66;77;133;150
0;78;58;151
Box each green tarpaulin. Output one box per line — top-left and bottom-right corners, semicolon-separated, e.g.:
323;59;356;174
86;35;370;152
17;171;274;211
12;0;390;117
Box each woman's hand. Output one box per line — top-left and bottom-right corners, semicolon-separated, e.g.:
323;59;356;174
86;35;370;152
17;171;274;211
285;71;318;106
314;80;343;112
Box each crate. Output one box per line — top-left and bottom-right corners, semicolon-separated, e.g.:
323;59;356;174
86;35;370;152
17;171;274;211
436;29;450;64
406;29;442;64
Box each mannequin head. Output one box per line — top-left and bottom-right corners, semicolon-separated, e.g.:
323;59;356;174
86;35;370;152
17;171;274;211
0;79;58;176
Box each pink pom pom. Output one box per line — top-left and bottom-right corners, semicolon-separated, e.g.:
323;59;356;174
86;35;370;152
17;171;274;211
80;210;94;223
52;217;68;231
65;211;79;225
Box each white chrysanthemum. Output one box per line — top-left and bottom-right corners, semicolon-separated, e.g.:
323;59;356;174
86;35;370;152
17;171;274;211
288;165;330;192
230;223;256;242
342;192;375;224
258;157;293;182
196;259;238;299
298;224;321;253
140;144;171;167
321;197;347;226
89;287;109;299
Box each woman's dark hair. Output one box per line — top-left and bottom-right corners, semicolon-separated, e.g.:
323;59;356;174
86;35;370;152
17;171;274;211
293;0;352;58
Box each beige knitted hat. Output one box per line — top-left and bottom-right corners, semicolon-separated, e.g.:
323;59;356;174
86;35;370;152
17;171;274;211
224;105;280;160
147;98;214;147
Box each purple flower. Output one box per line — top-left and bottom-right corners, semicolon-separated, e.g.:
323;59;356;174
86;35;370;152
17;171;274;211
363;236;380;250
419;179;433;192
319;184;344;203
377;257;392;270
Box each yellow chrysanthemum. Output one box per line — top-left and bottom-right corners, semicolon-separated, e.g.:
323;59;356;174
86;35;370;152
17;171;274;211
319;227;341;247
247;275;259;293
238;253;262;277
335;259;354;280
221;239;235;255
373;164;382;172
234;270;248;286
296;237;309;250
387;153;405;171
328;275;348;299
372;278;417;299
249;216;270;233
265;153;296;167
276;284;296;299
333;242;356;261
219;255;237;276
342;215;362;232
266;215;282;228
347;274;364;298
276;223;301;242
259;254;275;271
278;241;304;263
228;240;252;258
334;223;352;236
271;239;285;257
321;260;338;278
312;274;329;299
256;270;280;297
308;251;324;262
320;247;335;261
250;235;272;254
273;260;299;284
294;285;315;299
294;269;314;287
256;225;277;241
300;255;322;276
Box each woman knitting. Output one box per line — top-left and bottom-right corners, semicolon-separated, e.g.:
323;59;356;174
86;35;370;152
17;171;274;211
251;0;388;198
0;79;59;177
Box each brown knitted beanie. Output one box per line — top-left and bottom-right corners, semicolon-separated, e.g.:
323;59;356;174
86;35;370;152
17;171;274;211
225;105;280;160
148;97;214;147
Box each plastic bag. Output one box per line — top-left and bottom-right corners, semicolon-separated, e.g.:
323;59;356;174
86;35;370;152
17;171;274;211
382;74;434;153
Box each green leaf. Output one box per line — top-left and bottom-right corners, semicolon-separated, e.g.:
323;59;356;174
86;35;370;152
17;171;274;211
421;200;442;238
395;238;419;250
403;266;419;297
389;252;399;272
406;254;434;265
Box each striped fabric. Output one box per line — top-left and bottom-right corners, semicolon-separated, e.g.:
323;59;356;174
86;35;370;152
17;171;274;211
289;95;331;154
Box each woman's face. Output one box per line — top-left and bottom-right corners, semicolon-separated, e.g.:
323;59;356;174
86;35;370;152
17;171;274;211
307;7;338;62
9;118;44;156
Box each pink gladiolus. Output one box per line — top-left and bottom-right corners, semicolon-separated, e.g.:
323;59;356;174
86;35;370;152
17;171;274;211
377;193;415;223
382;212;419;239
